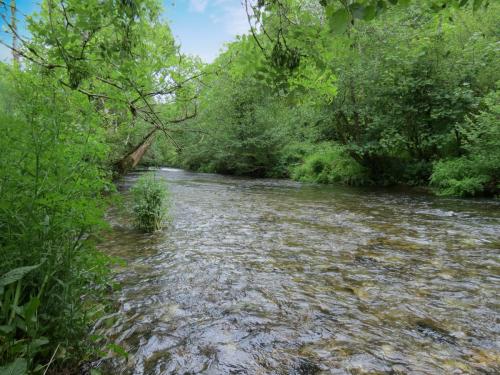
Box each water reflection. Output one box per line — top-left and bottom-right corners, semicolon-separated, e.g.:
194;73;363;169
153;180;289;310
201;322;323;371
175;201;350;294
96;169;500;374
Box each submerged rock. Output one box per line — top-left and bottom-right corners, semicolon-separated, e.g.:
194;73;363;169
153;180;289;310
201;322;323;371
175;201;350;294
289;358;321;375
414;319;456;345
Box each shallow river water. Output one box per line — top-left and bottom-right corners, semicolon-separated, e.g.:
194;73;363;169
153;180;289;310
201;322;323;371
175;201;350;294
96;168;499;374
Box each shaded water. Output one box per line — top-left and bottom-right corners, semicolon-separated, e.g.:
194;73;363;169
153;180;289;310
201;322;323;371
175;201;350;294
96;168;500;374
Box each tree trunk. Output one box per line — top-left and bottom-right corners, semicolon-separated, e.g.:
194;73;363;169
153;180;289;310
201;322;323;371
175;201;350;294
115;128;157;175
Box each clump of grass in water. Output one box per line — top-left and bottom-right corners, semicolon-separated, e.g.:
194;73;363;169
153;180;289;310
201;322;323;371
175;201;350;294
131;173;170;232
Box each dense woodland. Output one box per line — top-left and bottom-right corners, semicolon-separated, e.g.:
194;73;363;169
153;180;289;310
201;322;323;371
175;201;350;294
158;1;499;196
0;0;498;373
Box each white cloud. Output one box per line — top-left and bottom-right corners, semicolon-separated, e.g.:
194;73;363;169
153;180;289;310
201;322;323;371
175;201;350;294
209;1;248;36
188;1;249;35
222;4;248;35
189;0;209;13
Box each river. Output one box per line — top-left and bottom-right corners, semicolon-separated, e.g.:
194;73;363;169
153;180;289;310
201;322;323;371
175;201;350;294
95;168;499;374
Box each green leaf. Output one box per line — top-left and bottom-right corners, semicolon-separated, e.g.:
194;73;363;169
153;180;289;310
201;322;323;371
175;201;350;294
376;0;387;12
32;364;44;373
0;325;14;334
31;337;49;349
473;0;483;11
0;265;40;287
327;8;350;34
363;5;377;21
0;359;28;375
22;297;40;322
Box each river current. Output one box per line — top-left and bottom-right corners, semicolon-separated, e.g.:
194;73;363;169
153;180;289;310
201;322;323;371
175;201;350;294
96;168;499;374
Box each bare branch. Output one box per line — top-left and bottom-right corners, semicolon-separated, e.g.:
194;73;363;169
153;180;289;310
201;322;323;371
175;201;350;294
244;0;266;54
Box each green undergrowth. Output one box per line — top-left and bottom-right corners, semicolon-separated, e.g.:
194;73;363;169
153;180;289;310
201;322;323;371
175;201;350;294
289;143;370;186
131;173;170;232
0;63;117;374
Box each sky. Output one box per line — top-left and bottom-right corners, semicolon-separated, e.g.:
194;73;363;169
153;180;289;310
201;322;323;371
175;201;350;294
0;0;250;62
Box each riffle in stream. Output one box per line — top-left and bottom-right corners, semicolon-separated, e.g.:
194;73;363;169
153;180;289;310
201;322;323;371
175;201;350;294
95;168;500;374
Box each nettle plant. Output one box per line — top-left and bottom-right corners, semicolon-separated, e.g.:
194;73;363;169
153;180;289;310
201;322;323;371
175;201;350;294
131;173;170;232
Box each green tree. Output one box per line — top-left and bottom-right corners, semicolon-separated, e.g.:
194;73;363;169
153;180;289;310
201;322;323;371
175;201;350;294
431;86;500;196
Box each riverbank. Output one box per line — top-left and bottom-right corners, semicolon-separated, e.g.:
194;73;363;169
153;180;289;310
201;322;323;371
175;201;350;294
142;163;500;202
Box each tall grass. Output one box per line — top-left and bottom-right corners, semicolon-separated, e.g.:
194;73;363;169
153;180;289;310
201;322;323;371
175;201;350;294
131;173;170;232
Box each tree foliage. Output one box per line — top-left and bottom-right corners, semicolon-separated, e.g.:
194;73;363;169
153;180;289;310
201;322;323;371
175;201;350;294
169;1;499;197
431;86;500;196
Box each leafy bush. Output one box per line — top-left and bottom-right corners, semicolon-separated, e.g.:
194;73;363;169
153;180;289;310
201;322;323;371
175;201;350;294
0;266;42;374
430;158;491;196
291;144;370;186
0;68;112;372
272;142;317;178
131;173;170;232
431;87;500;197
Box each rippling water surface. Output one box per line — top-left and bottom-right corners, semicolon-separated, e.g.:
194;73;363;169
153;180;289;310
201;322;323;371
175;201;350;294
96;168;500;374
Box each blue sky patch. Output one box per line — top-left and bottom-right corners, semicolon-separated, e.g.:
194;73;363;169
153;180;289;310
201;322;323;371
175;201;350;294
0;0;249;62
